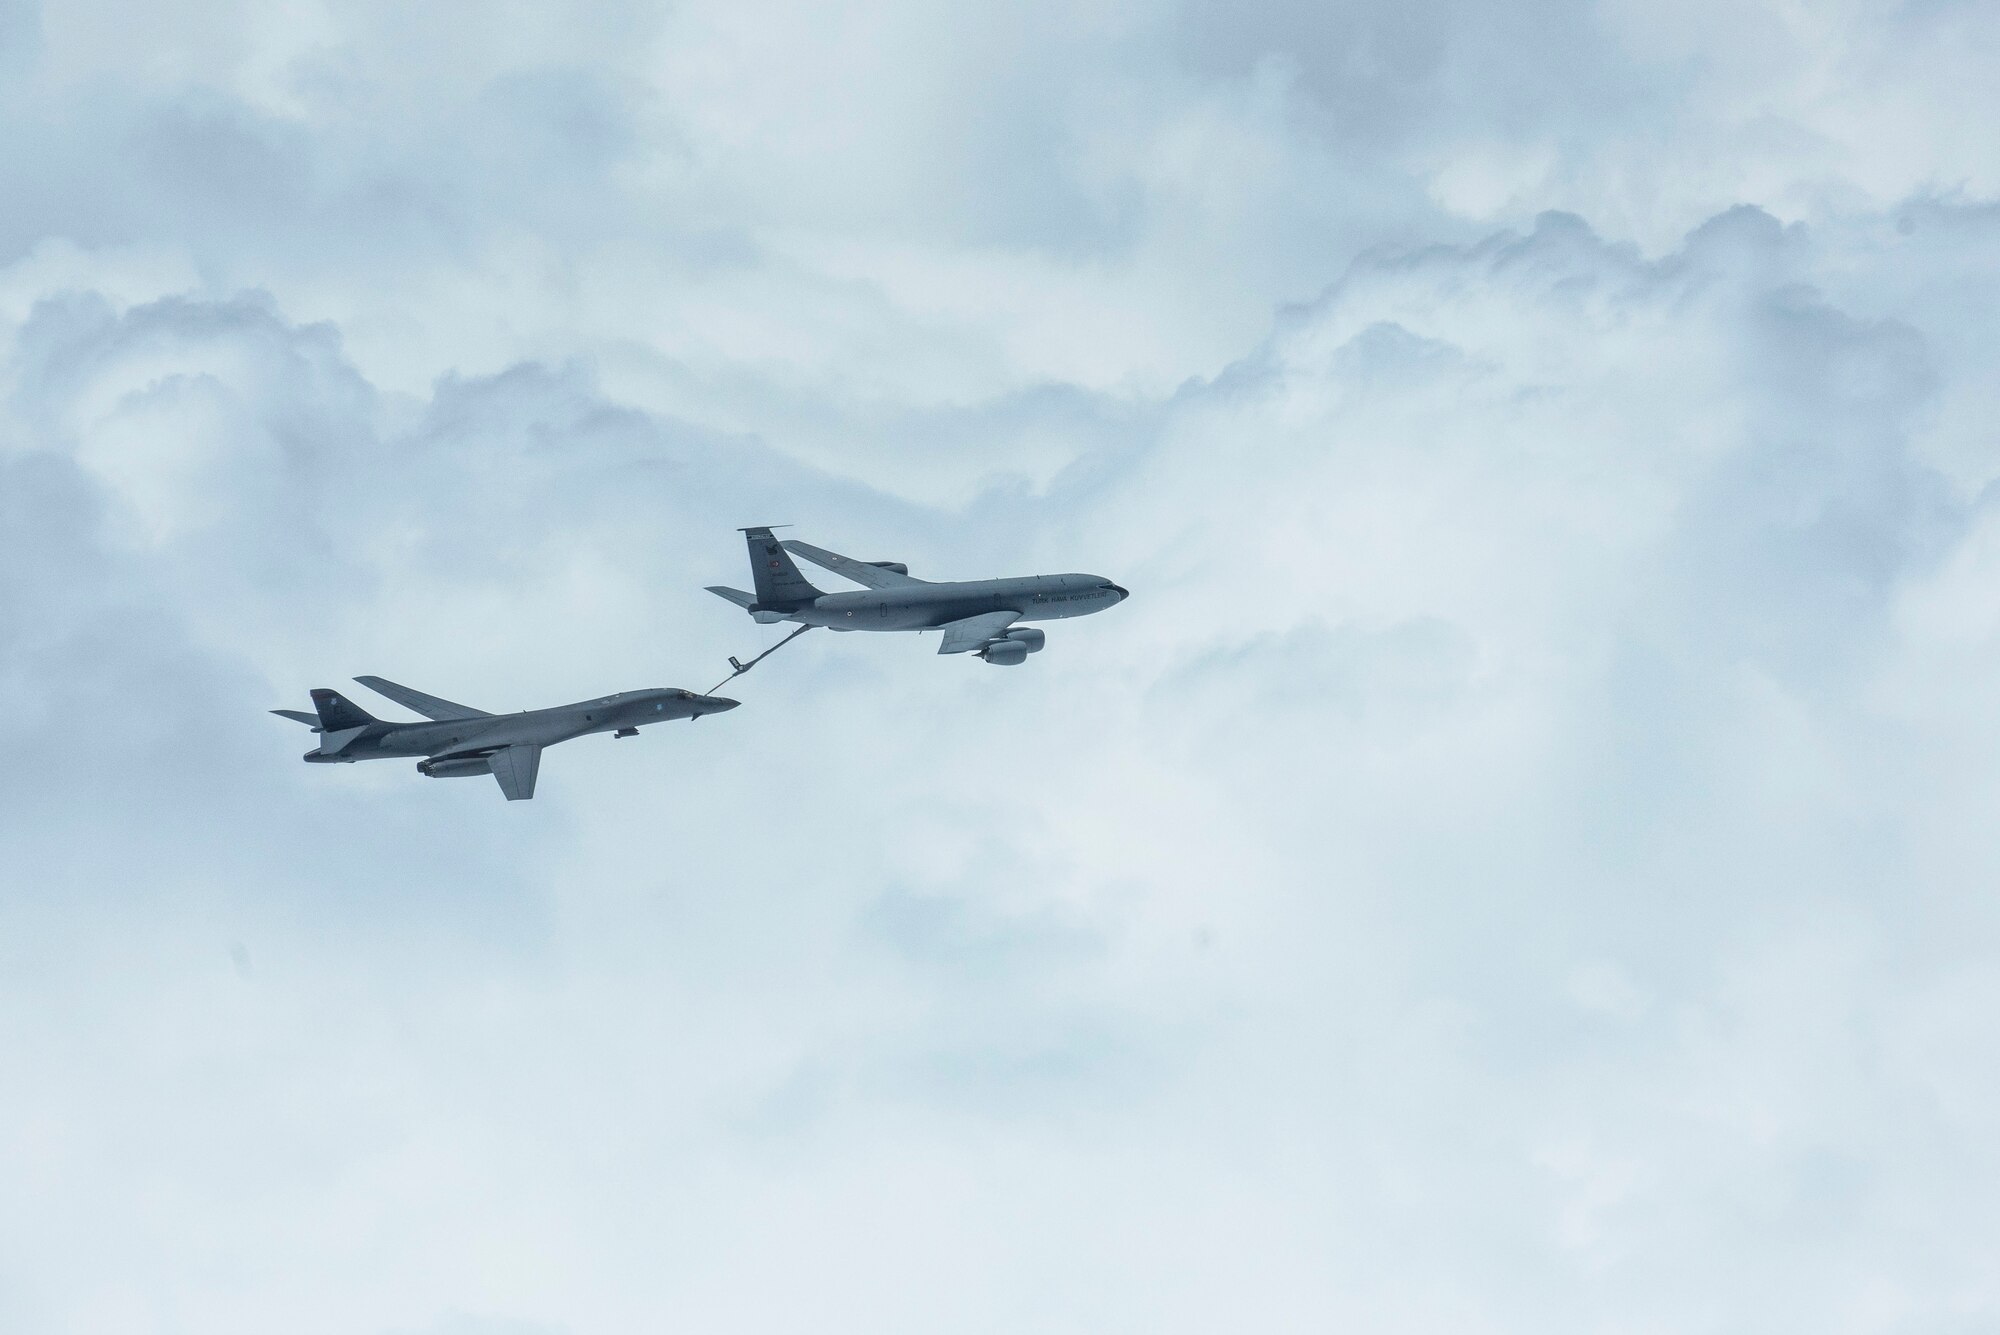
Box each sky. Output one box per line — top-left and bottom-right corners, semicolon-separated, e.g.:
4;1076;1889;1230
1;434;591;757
4;1;2000;1332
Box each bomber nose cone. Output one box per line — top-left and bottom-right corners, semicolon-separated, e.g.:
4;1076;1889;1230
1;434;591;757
702;695;741;713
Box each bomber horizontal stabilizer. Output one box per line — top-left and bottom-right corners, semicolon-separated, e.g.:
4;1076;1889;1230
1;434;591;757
782;540;924;589
354;676;491;722
270;709;322;730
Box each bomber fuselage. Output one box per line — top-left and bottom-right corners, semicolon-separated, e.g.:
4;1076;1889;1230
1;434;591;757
307;688;735;764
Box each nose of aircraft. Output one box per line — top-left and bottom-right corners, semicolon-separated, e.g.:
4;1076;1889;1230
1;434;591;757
699;695;741;714
1109;583;1130;601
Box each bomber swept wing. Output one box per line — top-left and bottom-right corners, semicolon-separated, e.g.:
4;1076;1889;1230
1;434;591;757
936;610;1020;654
354;675;492;722
782;540;924;589
488;744;542;801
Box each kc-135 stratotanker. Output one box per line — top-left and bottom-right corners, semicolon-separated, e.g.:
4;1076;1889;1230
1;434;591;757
707;527;1129;665
272;676;739;801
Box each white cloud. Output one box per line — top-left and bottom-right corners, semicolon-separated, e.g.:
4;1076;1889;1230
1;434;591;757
5;2;2000;1333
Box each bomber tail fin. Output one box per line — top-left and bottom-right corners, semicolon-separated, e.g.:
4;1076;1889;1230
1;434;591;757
740;526;822;610
309;688;380;732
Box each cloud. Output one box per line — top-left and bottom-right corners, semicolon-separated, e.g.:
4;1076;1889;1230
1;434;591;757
6;3;2000;1333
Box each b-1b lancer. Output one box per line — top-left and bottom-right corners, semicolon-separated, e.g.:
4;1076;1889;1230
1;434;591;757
708;527;1128;664
272;676;739;800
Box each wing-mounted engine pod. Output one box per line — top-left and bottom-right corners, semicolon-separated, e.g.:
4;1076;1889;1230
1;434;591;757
1003;628;1046;653
981;639;1030;666
418;755;494;779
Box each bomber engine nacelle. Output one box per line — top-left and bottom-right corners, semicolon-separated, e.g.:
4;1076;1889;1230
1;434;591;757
867;561;909;575
981;639;1029;666
1003;628;1046;653
418;755;494;779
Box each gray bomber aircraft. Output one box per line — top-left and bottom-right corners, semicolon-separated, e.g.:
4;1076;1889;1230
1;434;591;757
707;528;1129;664
272;676;739;800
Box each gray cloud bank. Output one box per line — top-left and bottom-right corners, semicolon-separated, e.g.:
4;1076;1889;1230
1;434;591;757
5;1;2000;1332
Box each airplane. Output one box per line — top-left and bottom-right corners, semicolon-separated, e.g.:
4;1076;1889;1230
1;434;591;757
706;527;1129;664
271;676;740;800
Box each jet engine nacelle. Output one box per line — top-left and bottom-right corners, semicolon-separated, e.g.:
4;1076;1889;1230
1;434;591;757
981;639;1029;666
1003;628;1046;653
867;561;909;575
418;755;493;779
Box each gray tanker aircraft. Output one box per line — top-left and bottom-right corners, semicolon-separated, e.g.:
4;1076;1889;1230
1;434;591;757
707;528;1129;664
272;675;739;800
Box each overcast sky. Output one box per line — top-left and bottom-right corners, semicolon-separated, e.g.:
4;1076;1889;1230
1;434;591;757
5;2;2000;1332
